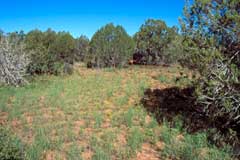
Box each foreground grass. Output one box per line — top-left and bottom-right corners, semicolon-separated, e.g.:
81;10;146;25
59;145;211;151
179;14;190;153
0;66;232;159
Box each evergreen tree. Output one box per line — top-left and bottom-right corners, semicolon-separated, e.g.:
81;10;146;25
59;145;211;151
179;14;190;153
75;35;89;62
88;23;134;68
181;0;240;145
134;19;177;65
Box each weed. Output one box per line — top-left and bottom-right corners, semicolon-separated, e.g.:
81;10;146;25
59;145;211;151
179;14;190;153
116;95;129;106
158;75;169;83
92;148;110;160
160;121;232;160
94;112;103;128
124;108;134;127
0;127;25;160
66;144;82;160
127;127;144;153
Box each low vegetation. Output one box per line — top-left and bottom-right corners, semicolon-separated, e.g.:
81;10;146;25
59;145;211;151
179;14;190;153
0;0;239;159
0;127;25;160
0;66;233;159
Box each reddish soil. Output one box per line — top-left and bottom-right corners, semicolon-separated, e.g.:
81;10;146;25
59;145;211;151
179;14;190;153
134;143;160;160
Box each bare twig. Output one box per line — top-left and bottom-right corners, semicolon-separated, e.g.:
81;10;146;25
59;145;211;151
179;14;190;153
0;37;29;86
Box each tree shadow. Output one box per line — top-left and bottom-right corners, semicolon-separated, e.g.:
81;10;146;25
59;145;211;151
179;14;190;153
141;87;210;133
141;87;240;153
142;87;239;135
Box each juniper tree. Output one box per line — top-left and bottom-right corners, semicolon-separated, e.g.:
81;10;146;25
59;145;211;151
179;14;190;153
25;29;75;75
180;0;240;68
75;35;89;62
88;23;134;68
134;19;177;65
181;0;240;145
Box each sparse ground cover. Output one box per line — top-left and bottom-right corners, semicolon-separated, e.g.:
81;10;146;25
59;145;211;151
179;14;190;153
0;65;232;160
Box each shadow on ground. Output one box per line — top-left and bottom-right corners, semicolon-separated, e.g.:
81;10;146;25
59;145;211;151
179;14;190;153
141;86;240;158
141;87;210;133
141;86;240;157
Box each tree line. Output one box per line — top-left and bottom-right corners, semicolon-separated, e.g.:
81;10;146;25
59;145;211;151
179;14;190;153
0;19;181;85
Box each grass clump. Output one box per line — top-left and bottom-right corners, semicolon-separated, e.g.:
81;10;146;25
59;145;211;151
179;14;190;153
0;127;25;160
94;112;103;128
92;149;110;160
127;127;144;153
66;144;82;160
157;75;169;83
26;128;52;160
90;132;116;160
123;108;134;127
160;121;232;160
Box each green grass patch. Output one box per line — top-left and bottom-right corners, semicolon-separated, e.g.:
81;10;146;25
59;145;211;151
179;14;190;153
160;121;232;160
0;66;232;159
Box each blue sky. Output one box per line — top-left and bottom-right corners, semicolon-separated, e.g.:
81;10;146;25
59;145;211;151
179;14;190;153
0;0;185;38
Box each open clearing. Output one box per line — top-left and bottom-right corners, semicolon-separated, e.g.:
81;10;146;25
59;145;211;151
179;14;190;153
0;66;231;160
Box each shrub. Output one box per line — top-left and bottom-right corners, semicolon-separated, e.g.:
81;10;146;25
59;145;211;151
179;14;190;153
75;35;89;62
25;29;74;75
179;39;222;72
0;127;25;160
134;19;177;65
163;35;184;64
180;0;240;69
49;31;75;64
0;35;29;86
180;0;240;146
87;23;135;68
25;29;54;74
196;58;240;146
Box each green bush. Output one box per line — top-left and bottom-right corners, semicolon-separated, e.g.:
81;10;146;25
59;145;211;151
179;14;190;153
180;0;240;146
196;59;240;146
180;0;240;67
134;19;178;65
49;31;75;64
75;35;89;62
25;29;75;75
0;127;25;160
87;23;135;68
